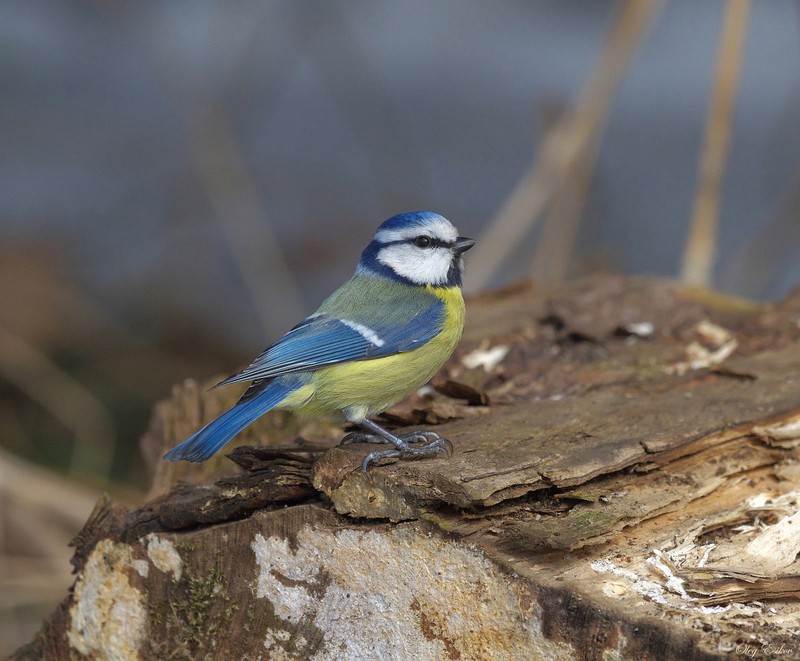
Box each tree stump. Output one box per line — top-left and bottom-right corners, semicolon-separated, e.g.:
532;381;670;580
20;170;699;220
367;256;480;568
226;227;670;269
15;275;800;660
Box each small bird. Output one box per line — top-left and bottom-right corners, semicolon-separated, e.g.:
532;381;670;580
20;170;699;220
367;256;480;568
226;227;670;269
164;211;475;472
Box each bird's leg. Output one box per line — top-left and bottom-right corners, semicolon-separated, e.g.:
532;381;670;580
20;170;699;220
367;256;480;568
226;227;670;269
354;418;453;474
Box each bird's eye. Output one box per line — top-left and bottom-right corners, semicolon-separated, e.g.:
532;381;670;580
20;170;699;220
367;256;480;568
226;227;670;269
413;236;432;248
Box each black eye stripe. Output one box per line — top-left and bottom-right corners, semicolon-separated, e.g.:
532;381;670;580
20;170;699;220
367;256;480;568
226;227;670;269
422;237;451;248
378;238;454;248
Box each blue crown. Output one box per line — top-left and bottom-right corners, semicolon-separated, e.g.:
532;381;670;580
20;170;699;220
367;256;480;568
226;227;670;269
375;211;447;234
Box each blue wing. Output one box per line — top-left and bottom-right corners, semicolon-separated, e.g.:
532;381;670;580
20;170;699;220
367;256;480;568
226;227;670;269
216;300;445;387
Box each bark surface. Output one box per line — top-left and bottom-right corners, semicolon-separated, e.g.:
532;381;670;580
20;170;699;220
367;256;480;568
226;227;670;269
16;275;800;660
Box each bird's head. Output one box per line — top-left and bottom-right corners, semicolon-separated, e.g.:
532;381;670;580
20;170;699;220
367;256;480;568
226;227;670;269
356;212;476;287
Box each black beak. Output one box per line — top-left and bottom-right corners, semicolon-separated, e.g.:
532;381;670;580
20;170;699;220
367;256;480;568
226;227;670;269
454;236;476;254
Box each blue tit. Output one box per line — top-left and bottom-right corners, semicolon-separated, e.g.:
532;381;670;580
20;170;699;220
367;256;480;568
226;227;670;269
164;211;476;472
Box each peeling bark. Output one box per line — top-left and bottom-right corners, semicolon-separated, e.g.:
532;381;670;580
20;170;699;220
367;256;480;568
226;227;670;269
16;275;800;660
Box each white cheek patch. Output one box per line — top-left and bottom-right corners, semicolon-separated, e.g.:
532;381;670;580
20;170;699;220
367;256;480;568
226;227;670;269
377;244;452;285
339;319;385;347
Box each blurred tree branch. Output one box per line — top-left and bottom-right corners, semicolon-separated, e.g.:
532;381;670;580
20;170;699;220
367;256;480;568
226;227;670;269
0;326;115;479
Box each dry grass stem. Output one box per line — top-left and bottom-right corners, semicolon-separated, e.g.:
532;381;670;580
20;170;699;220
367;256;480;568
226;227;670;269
468;0;664;291
681;0;752;286
531;0;664;284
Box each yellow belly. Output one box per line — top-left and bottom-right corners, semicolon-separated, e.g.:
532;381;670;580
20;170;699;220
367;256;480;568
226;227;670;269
283;285;465;422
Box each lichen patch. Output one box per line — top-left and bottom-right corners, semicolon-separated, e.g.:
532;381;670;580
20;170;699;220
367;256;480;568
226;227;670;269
252;524;575;660
131;559;150;578
146;533;183;581
68;539;147;661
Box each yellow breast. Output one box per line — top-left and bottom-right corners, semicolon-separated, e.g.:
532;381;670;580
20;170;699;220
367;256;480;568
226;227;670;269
288;285;465;421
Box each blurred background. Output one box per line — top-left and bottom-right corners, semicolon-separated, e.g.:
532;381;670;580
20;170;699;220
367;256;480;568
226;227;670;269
2;0;800;653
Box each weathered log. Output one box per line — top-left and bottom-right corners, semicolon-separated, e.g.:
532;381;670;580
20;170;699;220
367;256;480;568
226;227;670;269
15;275;800;660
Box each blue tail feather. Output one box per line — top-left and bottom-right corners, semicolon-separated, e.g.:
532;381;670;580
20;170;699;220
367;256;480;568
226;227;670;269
163;380;299;462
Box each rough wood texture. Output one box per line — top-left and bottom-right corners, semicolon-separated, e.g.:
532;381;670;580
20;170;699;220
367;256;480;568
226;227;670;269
16;275;800;660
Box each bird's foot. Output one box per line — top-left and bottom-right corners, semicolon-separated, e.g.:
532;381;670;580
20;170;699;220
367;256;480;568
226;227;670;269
344;419;453;474
341;429;452;452
360;431;453;474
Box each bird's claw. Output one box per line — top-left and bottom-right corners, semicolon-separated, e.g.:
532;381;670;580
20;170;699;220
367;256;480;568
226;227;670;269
398;430;437;444
340;431;376;446
361;449;401;474
399;431;453;457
